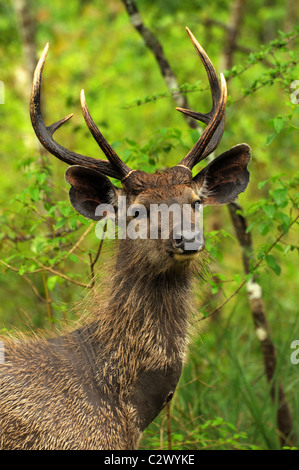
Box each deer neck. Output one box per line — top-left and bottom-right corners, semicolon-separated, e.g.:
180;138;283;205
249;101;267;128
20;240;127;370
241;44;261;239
75;240;197;432
92;240;195;367
119;239;192;310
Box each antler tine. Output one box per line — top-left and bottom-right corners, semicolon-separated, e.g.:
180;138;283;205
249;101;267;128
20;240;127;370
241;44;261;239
177;27;227;169
80;90;132;177
30;44;124;180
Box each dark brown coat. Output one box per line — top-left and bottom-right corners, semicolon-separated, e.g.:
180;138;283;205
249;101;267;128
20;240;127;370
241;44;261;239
0;27;251;449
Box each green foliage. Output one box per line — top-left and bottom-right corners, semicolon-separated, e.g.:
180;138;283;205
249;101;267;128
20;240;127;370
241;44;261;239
246;173;298;275
142;414;260;450
0;0;298;451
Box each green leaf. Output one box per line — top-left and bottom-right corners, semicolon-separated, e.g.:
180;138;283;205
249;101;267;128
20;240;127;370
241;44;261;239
258;180;269;190
246;220;258;233
211;282;219;295
262;205;276;218
54;218;67;230
276;212;291;233
273;116;285;133
36;172;48;185
47;275;59;292
272;188;288;206
233;273;243;284
258;221;271;236
69;215;79;230
29;187;40;202
31;237;47;254
47;204;58;216
60;205;72;217
68;253;79;263
265;254;281;275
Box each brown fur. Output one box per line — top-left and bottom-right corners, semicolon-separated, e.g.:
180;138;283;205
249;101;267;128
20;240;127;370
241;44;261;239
0;149;250;450
0;184;205;450
0;29;250;449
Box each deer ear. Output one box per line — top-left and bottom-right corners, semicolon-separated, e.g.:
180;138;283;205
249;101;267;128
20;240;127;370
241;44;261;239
192;144;251;205
65;165;118;220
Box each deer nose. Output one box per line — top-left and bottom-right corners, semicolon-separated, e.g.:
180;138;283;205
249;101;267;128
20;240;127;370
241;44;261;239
173;227;204;253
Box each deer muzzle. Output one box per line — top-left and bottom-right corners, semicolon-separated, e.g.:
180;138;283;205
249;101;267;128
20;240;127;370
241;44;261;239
167;224;205;261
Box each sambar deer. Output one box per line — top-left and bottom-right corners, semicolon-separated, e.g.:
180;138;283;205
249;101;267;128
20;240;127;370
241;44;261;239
0;27;250;450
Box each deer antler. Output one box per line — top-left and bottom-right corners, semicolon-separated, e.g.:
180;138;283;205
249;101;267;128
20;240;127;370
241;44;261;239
79;90;132;178
31;32;227;183
177;27;227;170
30;43;131;180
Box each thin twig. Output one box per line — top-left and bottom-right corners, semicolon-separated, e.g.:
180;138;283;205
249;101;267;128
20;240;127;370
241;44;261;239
252;213;299;272
0;258;90;289
200;279;247;321
0;260;46;302
23;275;45;302
32;258;91;289
2;223;83;244
66;222;95;257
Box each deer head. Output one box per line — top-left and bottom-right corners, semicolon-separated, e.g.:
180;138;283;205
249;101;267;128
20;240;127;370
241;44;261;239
30;27;250;270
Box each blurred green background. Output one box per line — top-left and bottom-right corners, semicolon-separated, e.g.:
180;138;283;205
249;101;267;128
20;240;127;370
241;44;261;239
0;0;298;450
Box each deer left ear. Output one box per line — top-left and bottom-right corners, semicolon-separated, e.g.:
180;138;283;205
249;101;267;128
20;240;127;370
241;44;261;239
65;165;118;220
192;143;251;205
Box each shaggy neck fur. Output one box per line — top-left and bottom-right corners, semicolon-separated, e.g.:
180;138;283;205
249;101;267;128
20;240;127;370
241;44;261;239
84;239;197;436
0;238;200;450
87;239;196;390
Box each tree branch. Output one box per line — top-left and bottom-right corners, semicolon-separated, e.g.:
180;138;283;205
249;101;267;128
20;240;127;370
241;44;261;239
227;202;297;445
32;259;91;289
218;0;295;445
0;259;90;289
121;0;198;130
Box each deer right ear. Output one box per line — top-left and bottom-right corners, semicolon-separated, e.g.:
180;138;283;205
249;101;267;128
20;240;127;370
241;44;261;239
65;165;118;220
192;144;251;206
